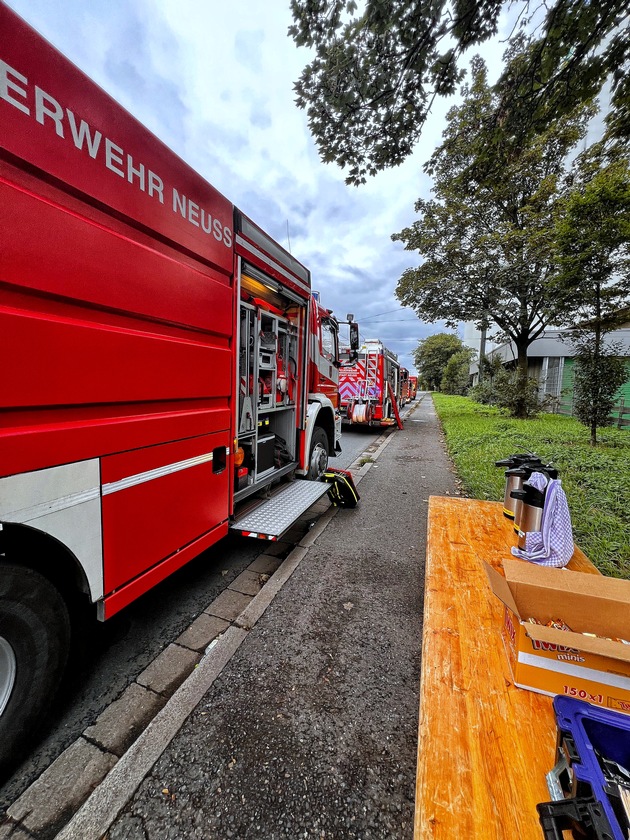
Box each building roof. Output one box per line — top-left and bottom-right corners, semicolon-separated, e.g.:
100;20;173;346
485;328;630;365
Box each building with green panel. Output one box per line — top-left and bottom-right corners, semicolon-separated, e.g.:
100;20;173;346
472;322;630;428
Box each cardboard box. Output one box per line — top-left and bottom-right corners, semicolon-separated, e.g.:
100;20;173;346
485;559;630;713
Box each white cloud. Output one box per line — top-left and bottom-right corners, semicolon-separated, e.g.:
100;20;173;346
3;0;517;371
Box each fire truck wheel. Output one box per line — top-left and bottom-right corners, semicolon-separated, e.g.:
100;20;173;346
307;427;329;480
0;565;71;774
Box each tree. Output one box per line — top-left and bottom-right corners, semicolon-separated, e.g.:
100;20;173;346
555;155;630;444
413;333;467;390
571;342;627;445
468;355;505;405
441;347;475;395
289;0;630;185
393;58;592;418
555;155;630;319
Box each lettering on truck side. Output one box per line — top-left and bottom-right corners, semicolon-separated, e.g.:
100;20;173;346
0;58;233;248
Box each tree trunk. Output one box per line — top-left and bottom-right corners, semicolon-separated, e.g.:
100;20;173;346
478;319;487;385
514;341;530;419
591;291;603;447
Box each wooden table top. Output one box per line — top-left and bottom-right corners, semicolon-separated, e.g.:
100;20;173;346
415;496;599;840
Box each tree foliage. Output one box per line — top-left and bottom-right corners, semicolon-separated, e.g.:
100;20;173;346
571;345;627;445
289;0;630;184
441;347;475;394
555;154;630;444
555;155;630;321
393;58;592;417
413;332;468;390
469;367;543;417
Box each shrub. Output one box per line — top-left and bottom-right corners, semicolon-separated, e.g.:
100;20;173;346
470;367;542;418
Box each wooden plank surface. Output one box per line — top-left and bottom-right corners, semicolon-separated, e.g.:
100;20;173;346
415;496;599;840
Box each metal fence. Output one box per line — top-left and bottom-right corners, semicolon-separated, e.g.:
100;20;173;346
556;396;630;429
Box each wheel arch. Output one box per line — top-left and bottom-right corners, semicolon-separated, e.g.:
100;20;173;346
0;522;92;611
305;399;335;454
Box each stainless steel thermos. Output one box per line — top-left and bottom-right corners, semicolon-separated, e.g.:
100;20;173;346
509;465;559;549
495;454;540;520
496;454;559;549
509;462;558;534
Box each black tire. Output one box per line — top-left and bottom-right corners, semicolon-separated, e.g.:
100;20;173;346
307;427;329;480
0;565;71;776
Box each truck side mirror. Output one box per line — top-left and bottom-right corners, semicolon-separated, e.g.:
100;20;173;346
349;322;359;351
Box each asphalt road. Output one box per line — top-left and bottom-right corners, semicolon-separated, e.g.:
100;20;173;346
0;420;393;812
100;393;457;840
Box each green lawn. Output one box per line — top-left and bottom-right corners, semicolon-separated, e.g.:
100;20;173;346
431;394;630;578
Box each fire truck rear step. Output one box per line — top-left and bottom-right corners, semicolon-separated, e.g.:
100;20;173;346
231;480;330;540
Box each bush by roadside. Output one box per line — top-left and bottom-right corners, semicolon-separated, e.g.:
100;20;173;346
432;394;630;578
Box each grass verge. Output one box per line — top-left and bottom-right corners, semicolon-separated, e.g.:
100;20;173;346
432;394;630;578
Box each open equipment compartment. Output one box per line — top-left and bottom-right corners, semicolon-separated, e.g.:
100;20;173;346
235;265;302;501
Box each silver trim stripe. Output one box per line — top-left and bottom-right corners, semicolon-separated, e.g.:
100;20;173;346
102;452;214;496
518;651;630;690
514;682;556;698
1;487;101;523
1;451;222;521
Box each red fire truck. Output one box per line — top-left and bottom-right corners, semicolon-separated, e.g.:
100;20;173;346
339;339;403;428
0;4;357;770
409;376;418;400
400;368;410;406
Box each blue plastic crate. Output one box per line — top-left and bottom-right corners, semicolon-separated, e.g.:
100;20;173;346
537;696;630;839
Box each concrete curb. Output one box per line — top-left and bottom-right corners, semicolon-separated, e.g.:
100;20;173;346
54;625;249;840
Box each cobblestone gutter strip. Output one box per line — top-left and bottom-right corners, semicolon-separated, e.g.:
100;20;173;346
0;421;403;840
53;624;250;840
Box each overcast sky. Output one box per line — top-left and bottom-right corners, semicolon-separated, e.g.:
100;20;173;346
5;0;513;373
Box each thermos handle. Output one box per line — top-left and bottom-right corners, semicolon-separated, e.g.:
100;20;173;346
510;485;545;506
